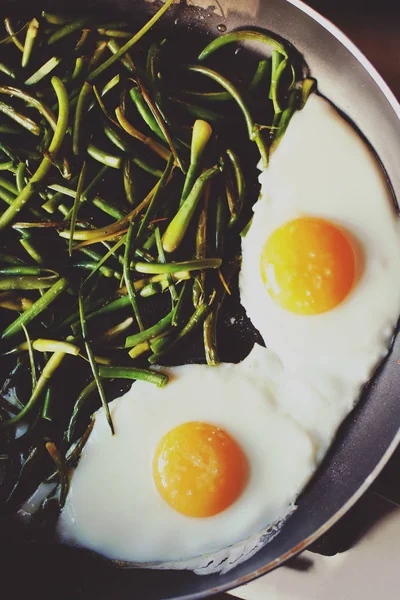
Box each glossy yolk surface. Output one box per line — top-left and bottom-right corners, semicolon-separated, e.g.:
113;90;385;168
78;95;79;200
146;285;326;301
260;217;357;315
153;421;248;518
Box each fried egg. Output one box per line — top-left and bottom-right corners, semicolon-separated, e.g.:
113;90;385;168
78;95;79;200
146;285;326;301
240;94;400;453
57;94;400;571
57;345;315;564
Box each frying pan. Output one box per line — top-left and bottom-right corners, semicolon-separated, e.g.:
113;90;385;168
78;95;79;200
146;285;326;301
1;0;400;598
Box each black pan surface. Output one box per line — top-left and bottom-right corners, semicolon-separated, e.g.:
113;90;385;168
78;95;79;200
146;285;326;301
1;1;400;598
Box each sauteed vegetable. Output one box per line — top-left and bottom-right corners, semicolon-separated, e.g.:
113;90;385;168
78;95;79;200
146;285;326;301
0;1;312;525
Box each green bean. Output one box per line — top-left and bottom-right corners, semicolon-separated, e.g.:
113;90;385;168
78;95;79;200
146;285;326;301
92;196;126;219
0;187;15;205
155;225;178;303
249;59;271;93
88;41;108;72
97;28;132;38
25;56;62;86
98;364;168;387
270;89;299;151
149;302;210;364
115;106;170;160
188;65;269;167
4;18;24;52
73;81;93;156
162;165;220;253
225;148;245;227
125;309;173;348
198;29;288;61
87;143;121;169
123;159;137;206
69;161;86;256
0;63;16;79
81;236;126;287
0;101;41;136
106;39;136;75
0;86;57;130
136;153;174;242
22;324;37;392
180;120;213;208
0;292;32;312
73;261;120;279
0;125;22;135
45;441;69;507
71;56;85;80
0;77;69;231
100;316;133;342
193;184;209;307
0;350;67;430
123;221;144;331
22;18;39;68
19;234;44;265
0;266;50;276
270;51;283;101
171;98;223;123
13;338;81;355
15;163;26;193
102;73;120;96
0;273;59;291
0;176;18;195
42;384;52;420
88;0;175;80
0;160;14;171
48;17;90;45
270;57;288;114
172;279;188;327
2;277;68;339
134;258;222;275
66;382;97;444
41;12;72;26
300;78;316;109
78;293;114;434
128;86;165;140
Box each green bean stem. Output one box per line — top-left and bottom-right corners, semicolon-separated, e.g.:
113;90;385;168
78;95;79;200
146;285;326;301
162;165;220;253
180;120;213;207
0;350;67;430
0;101;41;136
73;81;93;156
22;18;39;68
188;64;269;167
2;277;69;339
198;29;288;61
88;0;175;80
78;293;114;435
135;258;221;275
98;365;168;387
0;77;69;230
123;221;144;331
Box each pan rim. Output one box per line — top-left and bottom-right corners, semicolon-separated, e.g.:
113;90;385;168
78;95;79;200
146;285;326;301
173;0;400;597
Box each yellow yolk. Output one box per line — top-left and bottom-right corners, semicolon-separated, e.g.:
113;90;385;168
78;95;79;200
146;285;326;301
260;217;357;315
153;421;248;518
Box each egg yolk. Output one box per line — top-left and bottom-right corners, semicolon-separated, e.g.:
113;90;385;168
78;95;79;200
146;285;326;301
153;421;248;518
260;217;357;315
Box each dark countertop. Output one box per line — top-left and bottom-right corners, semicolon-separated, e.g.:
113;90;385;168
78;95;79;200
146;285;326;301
304;0;400;100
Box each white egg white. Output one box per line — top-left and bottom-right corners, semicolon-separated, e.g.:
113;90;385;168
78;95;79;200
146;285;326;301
240;93;400;455
57;93;400;571
57;344;315;564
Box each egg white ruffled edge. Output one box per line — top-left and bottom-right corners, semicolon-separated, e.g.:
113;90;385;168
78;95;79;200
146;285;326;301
111;504;296;575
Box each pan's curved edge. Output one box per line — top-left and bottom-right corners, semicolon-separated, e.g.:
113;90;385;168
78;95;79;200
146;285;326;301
175;1;400;598
287;0;400;117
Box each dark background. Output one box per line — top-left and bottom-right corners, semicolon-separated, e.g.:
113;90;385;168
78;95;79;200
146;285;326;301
304;0;400;100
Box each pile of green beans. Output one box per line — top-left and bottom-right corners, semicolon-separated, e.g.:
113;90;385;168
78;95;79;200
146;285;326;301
0;4;313;521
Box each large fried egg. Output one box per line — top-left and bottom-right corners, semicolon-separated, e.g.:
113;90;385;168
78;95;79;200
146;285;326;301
240;94;400;453
57;345;315;564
